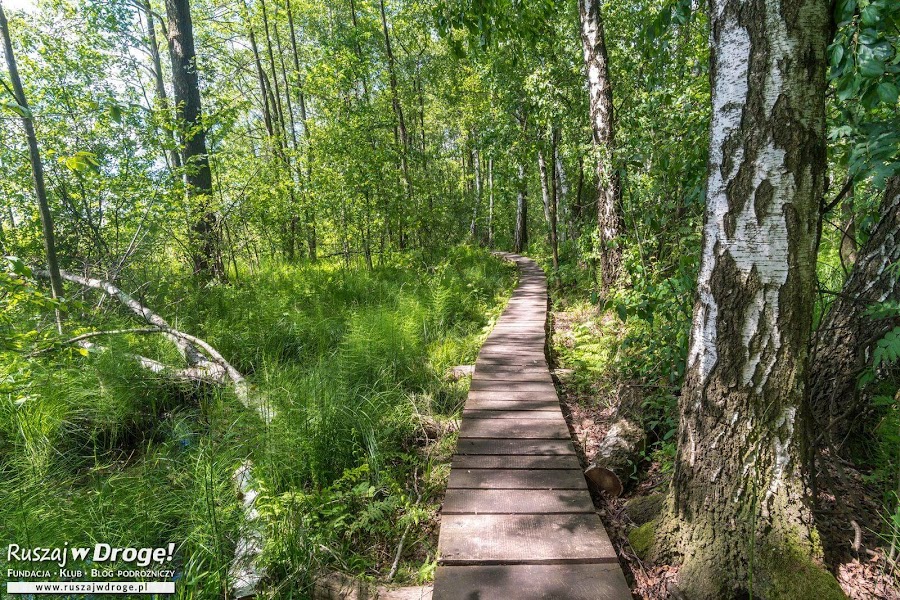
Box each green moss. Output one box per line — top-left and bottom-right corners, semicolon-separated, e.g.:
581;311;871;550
761;541;846;600
628;521;656;559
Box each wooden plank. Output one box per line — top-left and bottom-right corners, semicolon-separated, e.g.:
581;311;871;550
465;398;561;411
471;372;553;383
448;468;587;490
473;364;549;374
442;489;593;514
459;418;569;439
469;380;557;393
437;514;616;564
467;390;558;402
462;409;566;421
455;438;575;455
432;564;631;600
452;454;581;470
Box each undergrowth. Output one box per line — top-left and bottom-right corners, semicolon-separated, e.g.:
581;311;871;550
0;246;515;598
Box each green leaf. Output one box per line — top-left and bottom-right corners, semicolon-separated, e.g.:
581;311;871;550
835;0;857;24
860;4;881;26
1;99;31;118
876;81;899;104
829;43;845;69
858;45;886;77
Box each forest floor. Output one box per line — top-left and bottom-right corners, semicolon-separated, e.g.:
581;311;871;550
549;298;900;600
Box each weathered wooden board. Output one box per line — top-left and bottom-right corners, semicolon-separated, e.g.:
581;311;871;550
464;398;562;411
458;418;569;439
451;454;581;470
462;409;566;421
466;390;558;402
448;468;587;490
473;365;550;375
455;438;575;455
469;380;557;393
437;514;616;564
442;489;593;514
432;564;631;600
470;372;554;383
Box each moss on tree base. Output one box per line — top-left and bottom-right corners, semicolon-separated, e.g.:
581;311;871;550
628;521;657;560
758;547;846;600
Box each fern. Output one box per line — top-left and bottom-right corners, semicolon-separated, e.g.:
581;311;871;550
873;326;900;370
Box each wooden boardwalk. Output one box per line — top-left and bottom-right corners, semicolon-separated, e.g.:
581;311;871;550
433;254;631;599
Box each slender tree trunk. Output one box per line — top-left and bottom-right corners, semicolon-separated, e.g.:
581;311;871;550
487;156;494;248
470;147;481;241
259;0;286;144
554;139;570;242
538;149;551;224
810;176;900;445
286;0;316;261
538;141;559;273
578;0;622;291
514;163;528;254
839;187;857;272
164;0;222;280
244;5;276;144
379;0;411;250
142;0;182;173
0;4;65;311
660;1;835;597
549;130;559;272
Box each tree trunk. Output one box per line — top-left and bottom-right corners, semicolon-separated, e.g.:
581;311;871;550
142;0;182;173
514;163;528;254
470;147;481;241
487;157;494;248
0;4;65;311
839;186;857;272
286;0;317;261
662;0;836;597
810;176;900;445
259;0;286;145
537;143;558;272
164;0;223;280
554;139;570;242
379;0;411;250
578;0;622;292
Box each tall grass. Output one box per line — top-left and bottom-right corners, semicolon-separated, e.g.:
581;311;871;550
0;246;515;598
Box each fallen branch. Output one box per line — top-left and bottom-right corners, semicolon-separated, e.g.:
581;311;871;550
35;269;271;596
35;269;207;366
28;328;161;356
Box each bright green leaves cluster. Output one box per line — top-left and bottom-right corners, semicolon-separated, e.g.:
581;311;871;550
829;0;900;186
831;0;898;105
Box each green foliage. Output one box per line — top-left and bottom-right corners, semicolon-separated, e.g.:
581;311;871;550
0;248;513;596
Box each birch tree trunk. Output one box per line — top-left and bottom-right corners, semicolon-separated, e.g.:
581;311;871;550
142;0;182;173
0;4;65;310
514;163;528;254
810;176;900;445
470;147;481;241
487;157;494;248
164;0;223;280
661;0;839;597
578;0;622;291
537;144;558;272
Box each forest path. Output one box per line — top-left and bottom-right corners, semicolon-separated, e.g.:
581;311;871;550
432;253;631;599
